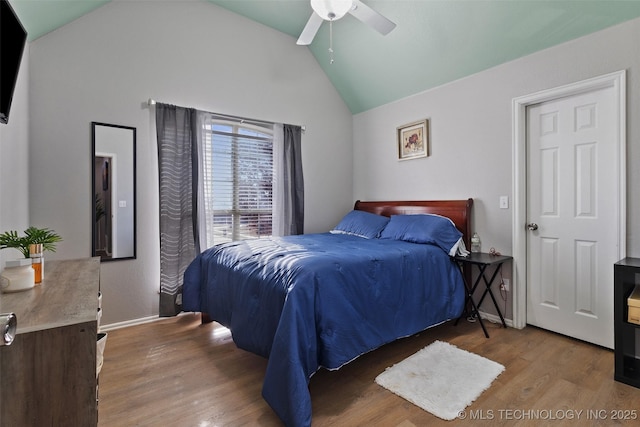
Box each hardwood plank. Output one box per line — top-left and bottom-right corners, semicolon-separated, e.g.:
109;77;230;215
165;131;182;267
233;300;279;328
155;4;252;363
97;315;640;426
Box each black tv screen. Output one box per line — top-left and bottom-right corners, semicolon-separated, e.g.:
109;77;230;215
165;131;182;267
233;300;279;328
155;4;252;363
1;0;27;125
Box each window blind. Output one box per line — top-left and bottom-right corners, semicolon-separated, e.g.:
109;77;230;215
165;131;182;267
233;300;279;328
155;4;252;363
201;119;273;247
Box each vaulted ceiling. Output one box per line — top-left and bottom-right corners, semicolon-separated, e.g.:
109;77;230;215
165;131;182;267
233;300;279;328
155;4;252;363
10;0;640;113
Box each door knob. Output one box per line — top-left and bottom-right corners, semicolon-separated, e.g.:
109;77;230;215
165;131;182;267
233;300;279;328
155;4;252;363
527;223;539;231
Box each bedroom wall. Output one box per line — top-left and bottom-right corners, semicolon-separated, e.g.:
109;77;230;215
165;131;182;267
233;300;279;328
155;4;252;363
28;0;353;326
353;16;640;321
0;47;30;268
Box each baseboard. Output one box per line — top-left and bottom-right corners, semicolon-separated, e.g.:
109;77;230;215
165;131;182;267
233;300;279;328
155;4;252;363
478;310;515;328
100;315;162;331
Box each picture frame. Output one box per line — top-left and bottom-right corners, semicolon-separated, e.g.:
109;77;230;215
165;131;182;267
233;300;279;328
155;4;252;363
397;119;429;160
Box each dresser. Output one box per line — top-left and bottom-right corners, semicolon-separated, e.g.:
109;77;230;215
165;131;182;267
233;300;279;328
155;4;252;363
0;257;100;426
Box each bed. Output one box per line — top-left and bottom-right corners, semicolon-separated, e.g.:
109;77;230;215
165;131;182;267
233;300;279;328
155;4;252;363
182;199;473;427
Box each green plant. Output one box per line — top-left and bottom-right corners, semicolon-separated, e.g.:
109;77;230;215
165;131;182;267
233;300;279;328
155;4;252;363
0;227;62;258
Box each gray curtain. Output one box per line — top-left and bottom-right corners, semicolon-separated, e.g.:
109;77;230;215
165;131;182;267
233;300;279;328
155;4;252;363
282;124;304;235
156;103;200;316
270;123;305;237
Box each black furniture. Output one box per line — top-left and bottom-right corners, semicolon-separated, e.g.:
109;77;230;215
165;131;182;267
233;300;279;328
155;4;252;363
453;252;512;338
614;258;640;388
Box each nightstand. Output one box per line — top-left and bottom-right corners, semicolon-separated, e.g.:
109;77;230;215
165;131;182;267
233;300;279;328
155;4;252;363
453;252;512;338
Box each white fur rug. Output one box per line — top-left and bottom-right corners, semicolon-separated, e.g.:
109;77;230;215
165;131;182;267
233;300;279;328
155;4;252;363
375;340;504;420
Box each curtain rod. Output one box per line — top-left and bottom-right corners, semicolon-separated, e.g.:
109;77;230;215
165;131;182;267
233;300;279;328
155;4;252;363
147;98;306;132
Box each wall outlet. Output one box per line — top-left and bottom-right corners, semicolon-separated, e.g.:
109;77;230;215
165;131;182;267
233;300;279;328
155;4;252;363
500;278;510;292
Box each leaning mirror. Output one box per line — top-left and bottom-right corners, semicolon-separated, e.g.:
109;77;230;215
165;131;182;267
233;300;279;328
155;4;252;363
92;122;136;261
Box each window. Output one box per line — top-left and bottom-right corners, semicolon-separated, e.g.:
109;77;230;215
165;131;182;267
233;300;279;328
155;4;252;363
201;117;273;248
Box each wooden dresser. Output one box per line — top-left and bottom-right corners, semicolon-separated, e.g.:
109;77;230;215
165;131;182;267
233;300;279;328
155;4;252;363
0;257;100;426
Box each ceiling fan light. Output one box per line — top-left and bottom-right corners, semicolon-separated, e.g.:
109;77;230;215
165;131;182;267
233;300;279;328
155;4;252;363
310;0;353;21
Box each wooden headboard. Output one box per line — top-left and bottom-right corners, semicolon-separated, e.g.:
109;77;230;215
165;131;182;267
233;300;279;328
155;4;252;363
354;199;474;249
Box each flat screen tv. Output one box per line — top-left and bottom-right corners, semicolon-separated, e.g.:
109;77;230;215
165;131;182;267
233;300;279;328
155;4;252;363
1;0;27;125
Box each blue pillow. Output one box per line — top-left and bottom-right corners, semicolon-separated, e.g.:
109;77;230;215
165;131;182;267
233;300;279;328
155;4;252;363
330;210;390;239
380;214;464;255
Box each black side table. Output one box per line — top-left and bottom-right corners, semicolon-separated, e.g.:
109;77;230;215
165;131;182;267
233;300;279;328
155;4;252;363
614;258;640;388
453;252;512;338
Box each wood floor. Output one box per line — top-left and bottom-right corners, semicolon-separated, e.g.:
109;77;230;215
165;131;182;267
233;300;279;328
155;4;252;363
97;314;640;426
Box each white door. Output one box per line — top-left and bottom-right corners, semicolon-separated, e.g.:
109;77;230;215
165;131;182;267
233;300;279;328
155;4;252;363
526;85;619;349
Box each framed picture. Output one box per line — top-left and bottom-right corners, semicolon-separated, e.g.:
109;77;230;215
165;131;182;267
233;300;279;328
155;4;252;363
397;119;429;160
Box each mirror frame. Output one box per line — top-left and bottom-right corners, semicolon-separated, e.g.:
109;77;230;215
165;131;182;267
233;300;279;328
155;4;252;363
91;122;137;261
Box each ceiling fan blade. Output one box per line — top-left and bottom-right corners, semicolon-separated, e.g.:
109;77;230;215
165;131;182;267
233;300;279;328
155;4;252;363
349;0;396;35
297;12;324;45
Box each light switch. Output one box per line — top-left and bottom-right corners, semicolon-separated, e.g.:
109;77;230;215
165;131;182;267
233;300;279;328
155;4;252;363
119;200;127;208
499;196;509;209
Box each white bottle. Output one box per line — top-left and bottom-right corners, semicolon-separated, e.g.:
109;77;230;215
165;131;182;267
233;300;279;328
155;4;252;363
471;232;481;253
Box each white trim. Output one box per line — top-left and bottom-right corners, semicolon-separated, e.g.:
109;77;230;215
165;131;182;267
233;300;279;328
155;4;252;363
511;70;627;330
478;311;515;329
100;315;161;331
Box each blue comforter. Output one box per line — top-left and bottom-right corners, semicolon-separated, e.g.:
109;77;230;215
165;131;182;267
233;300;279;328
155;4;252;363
183;232;465;427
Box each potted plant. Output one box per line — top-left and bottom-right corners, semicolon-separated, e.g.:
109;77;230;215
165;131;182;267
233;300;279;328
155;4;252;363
0;227;62;258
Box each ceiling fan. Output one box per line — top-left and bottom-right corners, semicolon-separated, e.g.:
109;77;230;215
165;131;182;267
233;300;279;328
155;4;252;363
296;0;396;46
